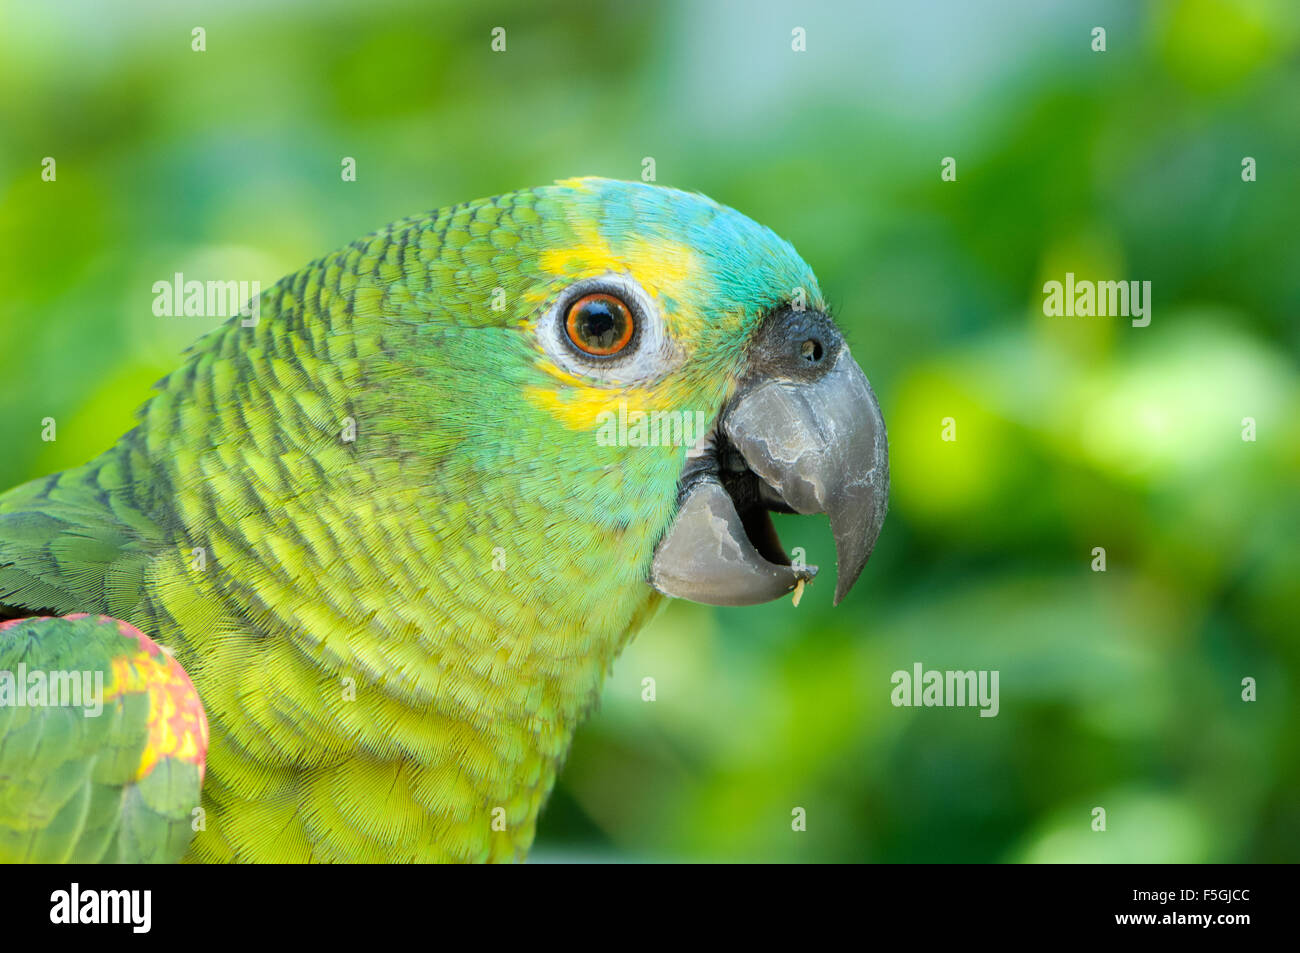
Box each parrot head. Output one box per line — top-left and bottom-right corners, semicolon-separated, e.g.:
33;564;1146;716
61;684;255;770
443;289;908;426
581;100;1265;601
362;176;888;613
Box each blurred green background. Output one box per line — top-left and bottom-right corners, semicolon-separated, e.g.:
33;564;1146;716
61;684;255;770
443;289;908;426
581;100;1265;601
1;0;1297;862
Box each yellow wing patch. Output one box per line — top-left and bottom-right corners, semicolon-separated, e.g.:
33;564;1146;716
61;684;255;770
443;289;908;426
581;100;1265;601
95;616;210;784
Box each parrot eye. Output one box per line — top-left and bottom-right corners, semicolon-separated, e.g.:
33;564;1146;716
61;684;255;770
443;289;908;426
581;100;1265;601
540;273;676;384
565;293;635;356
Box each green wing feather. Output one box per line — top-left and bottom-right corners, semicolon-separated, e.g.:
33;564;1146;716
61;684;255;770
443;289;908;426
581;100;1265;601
0;614;206;863
0;448;164;622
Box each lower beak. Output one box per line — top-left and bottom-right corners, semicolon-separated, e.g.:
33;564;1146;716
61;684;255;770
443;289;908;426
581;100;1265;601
649;327;889;607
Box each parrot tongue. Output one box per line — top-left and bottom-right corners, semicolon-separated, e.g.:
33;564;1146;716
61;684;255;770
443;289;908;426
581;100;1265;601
649;312;888;608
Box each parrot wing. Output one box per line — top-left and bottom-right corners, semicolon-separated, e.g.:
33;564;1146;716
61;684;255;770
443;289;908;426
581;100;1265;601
0;613;208;863
0;459;162;622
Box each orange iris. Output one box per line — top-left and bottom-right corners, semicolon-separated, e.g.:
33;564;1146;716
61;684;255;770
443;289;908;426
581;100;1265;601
565;293;635;356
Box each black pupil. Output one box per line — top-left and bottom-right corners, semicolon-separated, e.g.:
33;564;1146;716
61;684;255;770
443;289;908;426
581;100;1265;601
578;299;623;350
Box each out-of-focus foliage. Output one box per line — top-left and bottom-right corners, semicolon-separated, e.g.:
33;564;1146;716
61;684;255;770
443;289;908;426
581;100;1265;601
1;0;1296;861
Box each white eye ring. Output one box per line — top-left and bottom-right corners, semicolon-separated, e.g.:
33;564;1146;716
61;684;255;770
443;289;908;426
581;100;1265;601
538;272;681;386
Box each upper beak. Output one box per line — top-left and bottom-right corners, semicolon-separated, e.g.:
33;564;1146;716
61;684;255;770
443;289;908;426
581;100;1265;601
649;310;889;607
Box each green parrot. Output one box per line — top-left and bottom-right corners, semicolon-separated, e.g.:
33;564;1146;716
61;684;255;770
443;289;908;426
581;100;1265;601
0;177;888;863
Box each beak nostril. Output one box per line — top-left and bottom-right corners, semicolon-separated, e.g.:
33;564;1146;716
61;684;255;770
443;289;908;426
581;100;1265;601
800;338;824;363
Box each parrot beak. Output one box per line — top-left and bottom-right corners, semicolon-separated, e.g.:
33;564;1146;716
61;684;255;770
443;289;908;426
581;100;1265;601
649;310;889;607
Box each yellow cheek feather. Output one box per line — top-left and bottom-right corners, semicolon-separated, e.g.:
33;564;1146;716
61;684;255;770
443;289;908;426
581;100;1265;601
525;373;680;432
528;218;722;431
